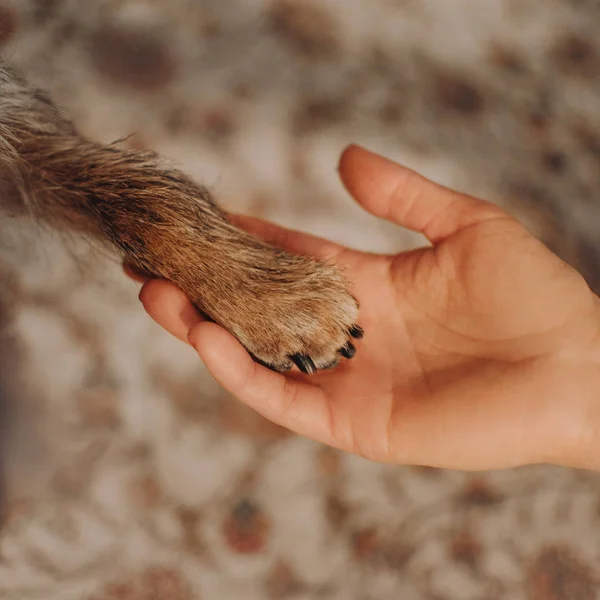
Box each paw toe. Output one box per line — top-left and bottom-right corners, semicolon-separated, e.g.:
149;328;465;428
319;358;340;370
249;352;293;373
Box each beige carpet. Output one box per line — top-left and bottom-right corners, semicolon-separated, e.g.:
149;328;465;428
0;0;600;598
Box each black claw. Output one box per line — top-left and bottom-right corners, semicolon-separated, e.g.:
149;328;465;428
289;354;317;375
349;325;364;340
338;342;356;359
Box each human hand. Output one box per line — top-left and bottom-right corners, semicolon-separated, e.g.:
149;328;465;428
130;145;600;471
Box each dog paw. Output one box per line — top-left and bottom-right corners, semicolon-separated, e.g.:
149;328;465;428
188;252;363;373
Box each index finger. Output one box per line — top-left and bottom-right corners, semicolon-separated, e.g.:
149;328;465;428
139;279;204;344
188;321;338;446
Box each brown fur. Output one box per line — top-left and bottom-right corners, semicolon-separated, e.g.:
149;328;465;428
0;59;362;373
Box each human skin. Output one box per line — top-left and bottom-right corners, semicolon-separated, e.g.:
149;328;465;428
130;145;600;472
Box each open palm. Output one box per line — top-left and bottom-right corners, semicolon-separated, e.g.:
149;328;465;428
137;146;600;470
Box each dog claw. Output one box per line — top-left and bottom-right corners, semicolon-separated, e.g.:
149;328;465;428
349;325;364;339
338;342;356;359
289;354;317;374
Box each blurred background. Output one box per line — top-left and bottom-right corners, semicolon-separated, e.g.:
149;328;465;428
0;0;600;598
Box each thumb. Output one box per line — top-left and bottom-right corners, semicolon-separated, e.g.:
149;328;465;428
338;144;506;244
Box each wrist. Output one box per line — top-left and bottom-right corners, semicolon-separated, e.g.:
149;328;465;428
551;346;600;471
